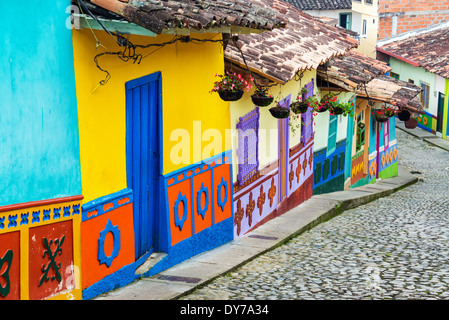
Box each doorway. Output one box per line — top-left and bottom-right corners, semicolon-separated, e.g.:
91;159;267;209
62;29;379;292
437;92;445;134
126;72;162;260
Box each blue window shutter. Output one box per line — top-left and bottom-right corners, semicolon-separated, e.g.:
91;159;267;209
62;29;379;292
327;115;338;155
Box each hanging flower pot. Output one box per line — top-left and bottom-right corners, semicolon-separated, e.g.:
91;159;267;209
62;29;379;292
316;104;329;113
329;106;344;115
218;90;244;101
269;105;290;119
290;101;309;114
210;71;253;102
405;118;418;129
251;89;274;107
398;110;411;121
375;112;389;122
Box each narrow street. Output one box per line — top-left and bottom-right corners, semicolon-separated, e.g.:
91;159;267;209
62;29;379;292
180;128;449;300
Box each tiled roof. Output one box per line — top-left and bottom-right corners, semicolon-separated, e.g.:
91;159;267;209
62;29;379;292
377;26;449;79
317;49;392;91
283;0;352;10
359;75;424;114
83;0;286;34
225;0;359;84
318;50;423;114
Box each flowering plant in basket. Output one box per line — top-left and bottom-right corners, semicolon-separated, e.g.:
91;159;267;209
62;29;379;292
210;71;253;101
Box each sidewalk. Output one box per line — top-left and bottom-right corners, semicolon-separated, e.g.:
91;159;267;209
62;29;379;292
395;118;449;152
95;122;441;300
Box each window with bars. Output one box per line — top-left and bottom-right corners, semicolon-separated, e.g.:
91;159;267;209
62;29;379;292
420;81;430;109
236;107;260;185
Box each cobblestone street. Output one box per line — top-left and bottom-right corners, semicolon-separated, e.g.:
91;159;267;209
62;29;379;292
180;129;449;300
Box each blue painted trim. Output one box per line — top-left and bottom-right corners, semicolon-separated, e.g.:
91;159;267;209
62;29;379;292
217;177;228;212
196;183;209;219
174;192;188;231
98;219;121;268
81;188;133;222
143;217;234;277
164;150;232;181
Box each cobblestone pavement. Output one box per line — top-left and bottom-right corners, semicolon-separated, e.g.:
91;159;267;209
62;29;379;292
180;129;449;300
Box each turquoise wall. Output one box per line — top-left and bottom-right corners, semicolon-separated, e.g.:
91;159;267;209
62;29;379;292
0;0;81;205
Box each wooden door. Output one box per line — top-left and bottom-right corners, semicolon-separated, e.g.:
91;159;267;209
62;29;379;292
126;72;162;259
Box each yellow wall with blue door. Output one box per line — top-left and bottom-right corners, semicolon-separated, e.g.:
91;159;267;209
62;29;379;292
72;29;230;203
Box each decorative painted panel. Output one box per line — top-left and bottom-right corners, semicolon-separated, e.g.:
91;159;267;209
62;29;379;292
351;149;365;185
81;189;135;295
0;196;82;300
236;107;260;186
0;232;20;300
313;140;346;192
378;140;398;173
164;151;233;247
29;220;74;300
234;171;279;237
288;139;314;197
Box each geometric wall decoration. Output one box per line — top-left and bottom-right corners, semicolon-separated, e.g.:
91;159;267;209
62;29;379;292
233;138;314;238
0;232;20;300
81;189;135;290
193;170;212;235
165;150;233;247
28;220;74;300
98;219;121;268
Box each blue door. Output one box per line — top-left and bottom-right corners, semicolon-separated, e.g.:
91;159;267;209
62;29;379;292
126;72;162;260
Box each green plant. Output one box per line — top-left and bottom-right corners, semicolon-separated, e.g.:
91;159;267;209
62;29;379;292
288;113;305;135
378;104;398;117
209;71;253;93
305;93;354;117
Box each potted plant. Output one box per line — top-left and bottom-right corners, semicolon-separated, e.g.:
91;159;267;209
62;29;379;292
290;89;310;114
305;94;330;113
251;87;274;107
328;98;354;117
289;113;305;135
269;103;290;119
374;110;389;122
210;71;253;101
375;104;397;122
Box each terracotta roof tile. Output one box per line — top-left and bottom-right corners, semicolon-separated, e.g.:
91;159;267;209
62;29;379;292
84;0;286;34
358;75;424;114
225;0;359;83
378;26;449;79
317;50;423;114
317;49;392;91
283;0;352;10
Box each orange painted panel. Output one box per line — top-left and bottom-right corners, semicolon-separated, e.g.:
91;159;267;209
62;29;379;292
213;163;233;224
81;203;135;289
0;232;20;300
168;178;193;246
193;170;213;234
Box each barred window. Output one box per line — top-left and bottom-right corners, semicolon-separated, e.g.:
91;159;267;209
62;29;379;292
420;82;430;109
236;107;260;185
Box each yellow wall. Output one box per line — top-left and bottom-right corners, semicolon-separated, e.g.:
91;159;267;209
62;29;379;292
72;29;229;203
352;0;379;57
230;70;316;181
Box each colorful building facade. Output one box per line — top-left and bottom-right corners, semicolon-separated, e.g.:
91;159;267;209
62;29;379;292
0;0;83;300
2;0;422;301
